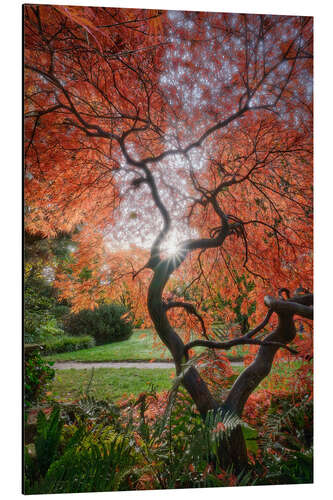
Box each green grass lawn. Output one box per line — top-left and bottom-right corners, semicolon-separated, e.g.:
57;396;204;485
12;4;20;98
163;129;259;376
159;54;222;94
50;367;175;403
44;324;310;406
44;329;247;363
48;360;310;405
45;330;172;362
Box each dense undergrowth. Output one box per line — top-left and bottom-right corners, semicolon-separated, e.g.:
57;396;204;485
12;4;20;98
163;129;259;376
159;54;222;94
24;358;313;493
24;265;313;492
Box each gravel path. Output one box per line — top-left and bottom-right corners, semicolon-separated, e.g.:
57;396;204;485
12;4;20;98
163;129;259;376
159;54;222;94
53;360;243;370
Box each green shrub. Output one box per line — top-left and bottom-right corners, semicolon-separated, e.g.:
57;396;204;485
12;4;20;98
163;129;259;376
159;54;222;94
24;405;137;494
24;274;70;344
64;304;133;345
35;407;64;477
24;289;57;344
24;391;253;494
35;318;65;343
24;349;55;413
255;395;313;485
43;335;95;355
119;387;253;490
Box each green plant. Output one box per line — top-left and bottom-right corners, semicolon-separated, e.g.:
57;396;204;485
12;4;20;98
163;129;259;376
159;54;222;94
43;335;95;355
24;271;69;344
259;448;313;485
60;395;121;429
24;287;57;344
24;387;254;494
255;396;313;484
125;386;253;489
24;350;55;413
24;406;85;491
64;303;133;345
35;435;136;493
264;395;313;451
24;404;138;494
35;407;64;476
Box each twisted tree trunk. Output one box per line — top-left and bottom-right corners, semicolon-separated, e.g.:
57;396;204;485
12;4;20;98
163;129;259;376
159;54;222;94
147;259;249;470
147;259;313;472
147;259;218;416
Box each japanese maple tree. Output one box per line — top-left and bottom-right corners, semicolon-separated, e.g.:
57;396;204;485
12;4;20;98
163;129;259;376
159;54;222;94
24;5;313;469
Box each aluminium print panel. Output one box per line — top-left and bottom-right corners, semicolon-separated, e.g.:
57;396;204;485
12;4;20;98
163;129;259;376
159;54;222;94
24;3;313;494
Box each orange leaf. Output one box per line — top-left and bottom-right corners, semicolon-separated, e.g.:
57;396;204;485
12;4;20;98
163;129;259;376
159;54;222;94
120;312;130;320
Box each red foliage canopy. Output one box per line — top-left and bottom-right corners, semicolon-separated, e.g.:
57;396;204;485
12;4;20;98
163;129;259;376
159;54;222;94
24;6;313;331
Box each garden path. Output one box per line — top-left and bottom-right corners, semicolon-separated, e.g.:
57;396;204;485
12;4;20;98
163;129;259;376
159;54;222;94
53;361;243;370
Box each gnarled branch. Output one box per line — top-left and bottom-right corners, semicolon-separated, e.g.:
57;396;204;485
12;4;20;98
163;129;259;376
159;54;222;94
264;294;313;319
164;301;208;340
184;336;297;356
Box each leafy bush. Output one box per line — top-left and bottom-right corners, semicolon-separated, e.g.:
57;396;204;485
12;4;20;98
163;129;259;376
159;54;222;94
24;405;138;494
34;407;64;477
24;273;69;344
24;349;55;413
60;395;121;428
24;287;58;344
24;382;259;495
253;395;313;485
64;304;133;345
24;391;252;495
43;335;95;355
35;317;65;342
258;447;313;485
118;387;253;490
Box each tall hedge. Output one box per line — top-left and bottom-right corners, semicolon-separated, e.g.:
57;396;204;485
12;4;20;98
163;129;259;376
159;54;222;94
64;304;133;345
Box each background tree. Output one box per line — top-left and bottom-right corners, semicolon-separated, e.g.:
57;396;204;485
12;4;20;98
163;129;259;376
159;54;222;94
24;6;313;470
